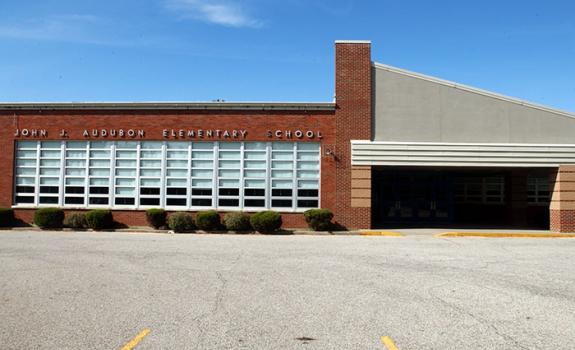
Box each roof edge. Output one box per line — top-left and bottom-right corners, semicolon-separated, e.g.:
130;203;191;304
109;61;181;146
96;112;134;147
0;101;336;112
335;40;371;44
373;62;575;119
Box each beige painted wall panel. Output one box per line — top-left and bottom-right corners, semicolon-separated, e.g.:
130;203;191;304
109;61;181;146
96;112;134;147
351;198;371;208
351;189;371;198
351;179;371;188
550;201;575;210
351;169;371;179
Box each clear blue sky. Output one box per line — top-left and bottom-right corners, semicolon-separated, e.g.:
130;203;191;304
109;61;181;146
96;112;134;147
0;0;574;112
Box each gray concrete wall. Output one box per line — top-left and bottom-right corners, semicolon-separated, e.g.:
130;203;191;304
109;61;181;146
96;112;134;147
373;65;575;144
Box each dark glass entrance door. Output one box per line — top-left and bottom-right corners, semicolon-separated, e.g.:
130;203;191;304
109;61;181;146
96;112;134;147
373;170;453;225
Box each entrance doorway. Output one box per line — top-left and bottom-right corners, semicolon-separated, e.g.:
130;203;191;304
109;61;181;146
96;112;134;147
372;168;552;228
372;171;453;225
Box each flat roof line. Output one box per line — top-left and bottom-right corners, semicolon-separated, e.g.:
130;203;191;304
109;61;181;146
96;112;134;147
335;40;371;44
373;62;575;119
0;101;336;111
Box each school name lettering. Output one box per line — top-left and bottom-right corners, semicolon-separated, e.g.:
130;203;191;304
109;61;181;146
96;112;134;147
83;129;145;138
162;129;247;139
14;128;323;140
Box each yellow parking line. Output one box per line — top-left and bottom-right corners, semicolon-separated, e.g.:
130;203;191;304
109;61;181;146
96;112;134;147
435;232;575;238
120;328;150;350
381;336;400;350
360;231;404;237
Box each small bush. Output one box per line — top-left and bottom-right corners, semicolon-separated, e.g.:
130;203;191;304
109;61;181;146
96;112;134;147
146;209;166;229
0;208;14;227
304;209;334;231
64;213;87;229
250;211;282;234
168;212;195;233
223;212;251;232
34;208;64;229
85;210;114;230
196;210;221;231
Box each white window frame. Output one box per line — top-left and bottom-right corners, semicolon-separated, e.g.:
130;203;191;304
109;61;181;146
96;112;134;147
13;140;321;212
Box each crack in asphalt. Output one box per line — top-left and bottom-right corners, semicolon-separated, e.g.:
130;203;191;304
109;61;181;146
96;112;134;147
193;251;243;348
427;282;531;350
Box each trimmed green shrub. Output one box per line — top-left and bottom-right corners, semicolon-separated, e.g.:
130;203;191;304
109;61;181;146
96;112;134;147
146;209;166;229
168;212;195;233
250;211;282;234
196;210;221;231
34;208;64;229
304;209;334;231
85;210;114;230
0;208;14;227
223;212;251;232
64;213;87;229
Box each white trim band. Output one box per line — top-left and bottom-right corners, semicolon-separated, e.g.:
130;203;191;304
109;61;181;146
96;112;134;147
351;141;575;167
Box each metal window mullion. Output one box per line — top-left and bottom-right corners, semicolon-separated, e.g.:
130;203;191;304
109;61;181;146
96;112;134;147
160;142;167;208
239;142;245;210
135;142;141;209
187;142;193;209
84;142;90;208
317;143;321;208
266;142;271;209
109;142;117;209
292;142;297;212
58;141;66;206
12;142;18;205
213;142;219;210
34;141;41;206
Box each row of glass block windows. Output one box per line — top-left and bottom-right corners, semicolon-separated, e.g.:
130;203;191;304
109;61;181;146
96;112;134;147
14;141;321;210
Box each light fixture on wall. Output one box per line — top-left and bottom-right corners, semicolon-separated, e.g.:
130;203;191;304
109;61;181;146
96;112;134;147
324;146;338;161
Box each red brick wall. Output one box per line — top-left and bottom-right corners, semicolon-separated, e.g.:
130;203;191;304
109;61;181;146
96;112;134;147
0;109;336;228
549;166;575;232
0;114;15;209
334;42;373;229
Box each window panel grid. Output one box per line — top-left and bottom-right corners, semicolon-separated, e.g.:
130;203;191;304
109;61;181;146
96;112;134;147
14;141;320;211
528;175;550;205
455;176;505;205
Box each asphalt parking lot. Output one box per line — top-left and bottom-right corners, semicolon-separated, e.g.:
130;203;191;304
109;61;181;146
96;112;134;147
1;231;574;349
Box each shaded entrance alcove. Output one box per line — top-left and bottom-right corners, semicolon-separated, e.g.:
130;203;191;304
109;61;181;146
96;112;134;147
372;167;552;229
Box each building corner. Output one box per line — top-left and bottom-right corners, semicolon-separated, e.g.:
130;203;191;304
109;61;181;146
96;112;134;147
334;40;373;229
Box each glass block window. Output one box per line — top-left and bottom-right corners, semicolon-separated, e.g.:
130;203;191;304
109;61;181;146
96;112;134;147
38;141;62;205
64;141;87;206
114;141;136;206
165;142;189;207
13;141;321;211
15;141;39;205
191;142;214;208
455;176;505;204
139;142;162;207
90;142;112;206
528;175;550;205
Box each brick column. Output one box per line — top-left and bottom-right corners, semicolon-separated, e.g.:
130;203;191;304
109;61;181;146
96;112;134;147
550;165;575;232
334;41;372;229
0;114;15;208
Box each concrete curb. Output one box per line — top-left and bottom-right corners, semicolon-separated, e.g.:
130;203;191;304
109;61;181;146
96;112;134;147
0;227;361;236
359;231;404;237
435;232;575;238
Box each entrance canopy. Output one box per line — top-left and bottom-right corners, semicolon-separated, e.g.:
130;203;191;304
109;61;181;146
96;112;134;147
352;141;575;168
